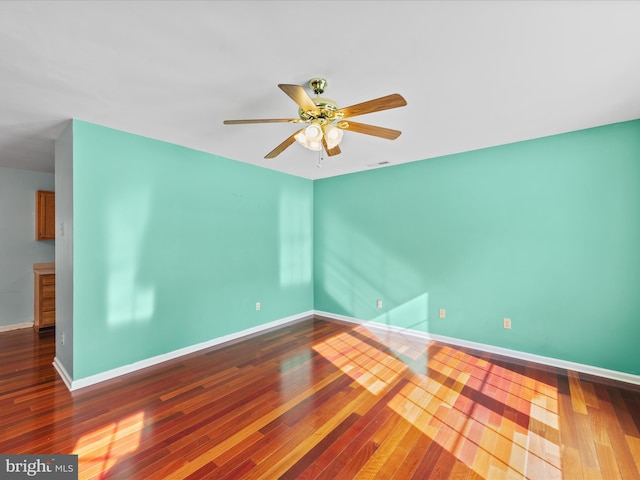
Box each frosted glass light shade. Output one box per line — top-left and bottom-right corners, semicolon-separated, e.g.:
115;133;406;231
304;124;323;142
294;130;323;151
323;124;343;149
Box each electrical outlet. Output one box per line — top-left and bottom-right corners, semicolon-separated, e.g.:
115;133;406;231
439;309;446;319
256;302;261;311
503;318;512;329
376;299;383;309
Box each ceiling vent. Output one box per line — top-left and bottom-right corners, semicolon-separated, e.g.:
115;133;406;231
367;161;391;168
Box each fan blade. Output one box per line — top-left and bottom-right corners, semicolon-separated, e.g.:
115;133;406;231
264;130;302;159
322;137;341;157
278;84;318;113
342;121;402;140
224;118;297;125
337;93;407;119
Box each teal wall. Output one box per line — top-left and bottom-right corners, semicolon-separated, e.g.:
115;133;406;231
72;121;313;379
65;118;640;380
314;120;640;375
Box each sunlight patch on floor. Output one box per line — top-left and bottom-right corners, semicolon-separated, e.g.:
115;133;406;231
313;325;562;479
73;411;145;478
313;329;407;395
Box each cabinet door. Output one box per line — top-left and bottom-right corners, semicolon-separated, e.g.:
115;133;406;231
36;190;55;240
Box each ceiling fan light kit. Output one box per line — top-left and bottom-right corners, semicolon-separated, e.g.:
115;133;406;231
223;78;407;159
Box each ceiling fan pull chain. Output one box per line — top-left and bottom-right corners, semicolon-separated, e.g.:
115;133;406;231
317;148;323;168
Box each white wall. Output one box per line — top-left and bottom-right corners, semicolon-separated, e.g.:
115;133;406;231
0;166;55;328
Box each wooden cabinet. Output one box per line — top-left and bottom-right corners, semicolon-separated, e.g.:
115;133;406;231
36;190;55;240
34;263;55;332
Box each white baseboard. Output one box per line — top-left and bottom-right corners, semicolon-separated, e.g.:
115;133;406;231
53;356;73;390
0;322;33;332
60;311;314;391
53;309;640;391
314;310;640;387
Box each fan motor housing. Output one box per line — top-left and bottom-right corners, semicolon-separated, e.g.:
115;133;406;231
298;97;341;122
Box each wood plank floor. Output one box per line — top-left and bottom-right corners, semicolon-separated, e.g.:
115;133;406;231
1;317;640;479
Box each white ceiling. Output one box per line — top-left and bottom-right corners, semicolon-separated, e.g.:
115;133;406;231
1;1;640;180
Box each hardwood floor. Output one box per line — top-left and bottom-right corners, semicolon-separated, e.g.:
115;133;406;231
1;317;640;479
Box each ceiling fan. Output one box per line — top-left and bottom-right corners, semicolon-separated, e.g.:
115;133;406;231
223;78;407;159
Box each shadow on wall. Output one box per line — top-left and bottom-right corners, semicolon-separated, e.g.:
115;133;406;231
316;207;430;332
